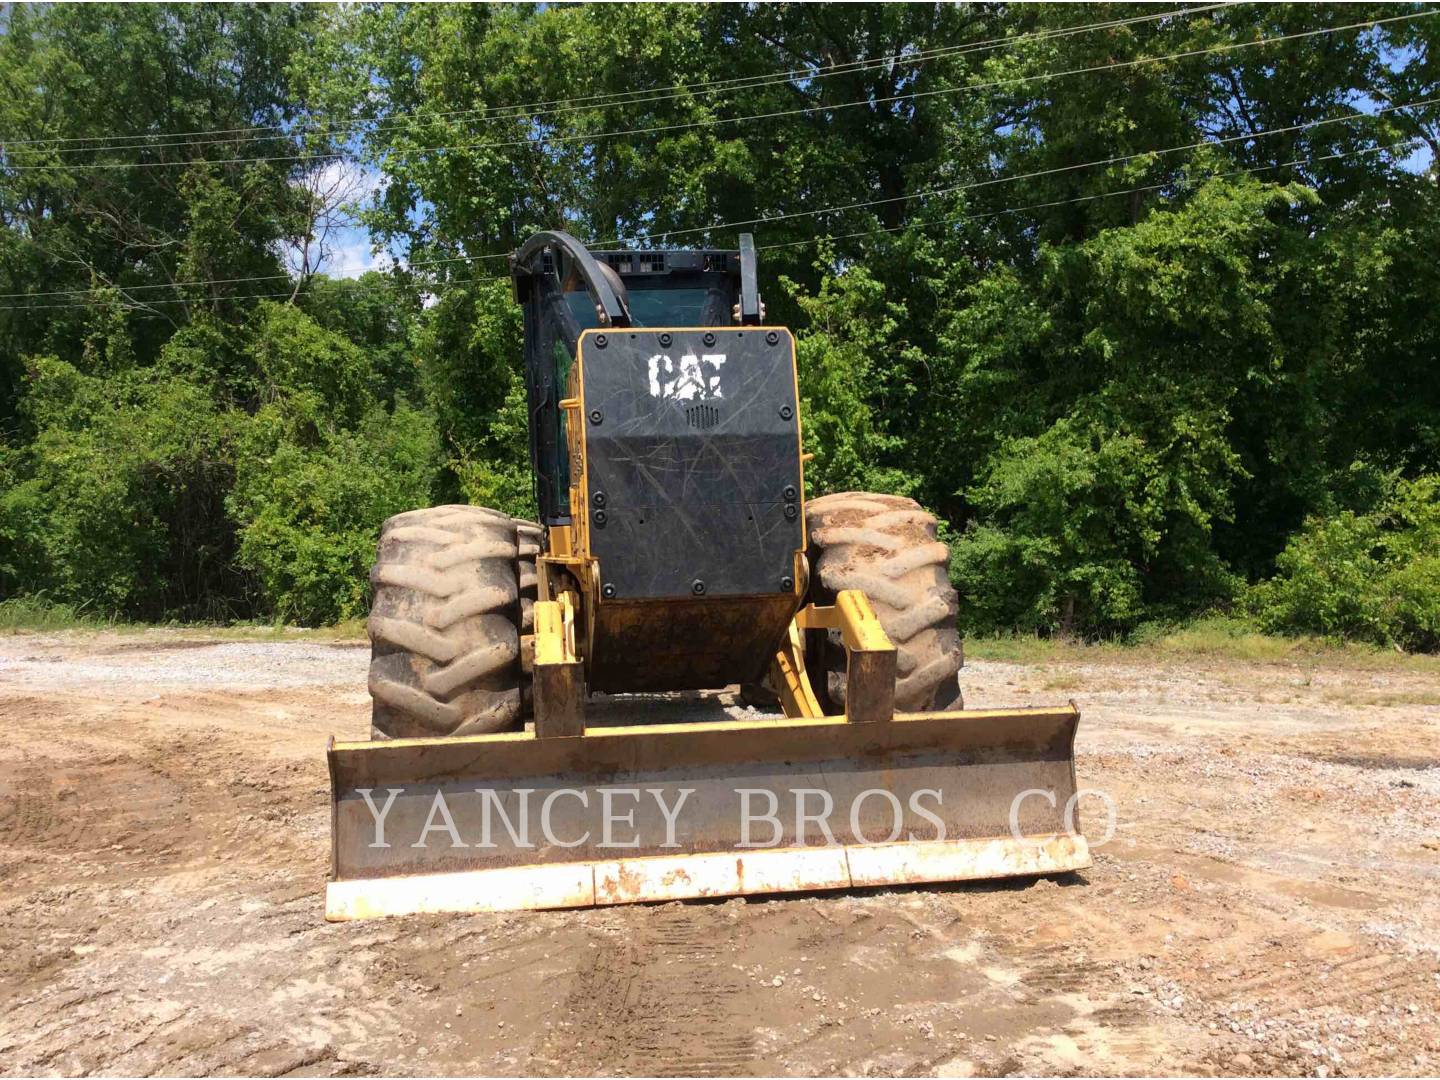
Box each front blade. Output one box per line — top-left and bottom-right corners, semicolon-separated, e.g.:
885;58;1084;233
326;706;1090;920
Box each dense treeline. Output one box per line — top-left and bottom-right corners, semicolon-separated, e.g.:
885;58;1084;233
0;3;1437;646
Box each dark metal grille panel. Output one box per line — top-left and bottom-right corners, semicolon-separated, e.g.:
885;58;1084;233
685;403;720;430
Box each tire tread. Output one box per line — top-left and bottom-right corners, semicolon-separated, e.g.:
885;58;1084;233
367;506;525;739
806;492;964;712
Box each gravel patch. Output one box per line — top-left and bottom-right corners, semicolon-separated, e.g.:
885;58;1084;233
0;639;369;690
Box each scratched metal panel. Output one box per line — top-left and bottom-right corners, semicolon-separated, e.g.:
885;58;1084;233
580;328;803;600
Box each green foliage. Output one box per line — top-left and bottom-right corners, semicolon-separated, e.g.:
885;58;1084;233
942;179;1291;636
0;594;115;632
0;4;321;426
952;409;1240;637
157;314;252;406
417;279;519;437
451;370;535;521
247;301;378;422
1251;476;1440;651
405;276;534;518
301;274;421;405
0;3;1437;642
228;399;442;626
966;613;1440;672
0;358;235;619
224;304;444;624
788;261;917;499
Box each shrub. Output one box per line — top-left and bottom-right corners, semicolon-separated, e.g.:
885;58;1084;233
0;358;236;619
247;301;377;423
1251;475;1440;650
227;399;442;625
786;263;919;499
449;364;535;520
951;410;1240;638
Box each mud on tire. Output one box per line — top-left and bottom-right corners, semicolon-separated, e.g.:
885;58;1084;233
367;504;524;739
806;492;964;712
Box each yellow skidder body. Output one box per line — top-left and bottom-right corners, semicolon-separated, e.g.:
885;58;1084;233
327;232;1090;919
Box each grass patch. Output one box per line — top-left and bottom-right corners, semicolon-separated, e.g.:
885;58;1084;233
964;633;1080;664
1320;687;1440;707
152;619;369;642
1041;673;1083;691
0;595;119;632
5;596;1435;671
1130;615;1300;662
0;595;368;641
966;615;1440;672
321;617;368;640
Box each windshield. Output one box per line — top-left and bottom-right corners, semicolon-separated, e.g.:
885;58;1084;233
625;288;716;326
564;285;730;329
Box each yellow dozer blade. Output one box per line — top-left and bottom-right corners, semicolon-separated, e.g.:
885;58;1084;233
325;704;1088;920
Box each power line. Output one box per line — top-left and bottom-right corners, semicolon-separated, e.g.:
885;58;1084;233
21;5;1236;154
8;94;1424;302
755;139;1423;253
2;101;1426;313
613;95;1436;246
10;137;1413;320
2;4;1236;154
0;249;503;300
5;10;1426;174
0;9;1377;169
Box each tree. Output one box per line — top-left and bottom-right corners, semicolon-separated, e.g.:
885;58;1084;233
1;3;1437;642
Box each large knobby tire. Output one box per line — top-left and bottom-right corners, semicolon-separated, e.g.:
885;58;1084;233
367;504;523;739
806;492;964;712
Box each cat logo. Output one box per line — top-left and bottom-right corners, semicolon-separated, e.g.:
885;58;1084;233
647;352;726;401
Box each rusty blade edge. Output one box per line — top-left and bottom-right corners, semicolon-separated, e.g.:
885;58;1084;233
324;834;1092;921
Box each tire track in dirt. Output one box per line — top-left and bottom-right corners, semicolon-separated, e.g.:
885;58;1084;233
546;906;759;1076
1009;939;1166;1069
0;782;89;850
1222;949;1440;1021
0;741;225;887
18;999;341;1078
4;634;1440;1076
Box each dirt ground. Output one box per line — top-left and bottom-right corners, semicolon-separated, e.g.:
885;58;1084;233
1;632;1437;1078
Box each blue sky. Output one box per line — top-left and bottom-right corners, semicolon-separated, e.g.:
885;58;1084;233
280;160;400;280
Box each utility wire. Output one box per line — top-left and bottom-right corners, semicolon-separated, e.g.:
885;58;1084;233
6;95;1424;301
755;139;1423;253
612;95;1436;246
0;249;502;300
18;137;1414;321
0;2;1255;285
2;4;1236;153
18;4;1235;154
3;103;1426;312
5;10;1426;173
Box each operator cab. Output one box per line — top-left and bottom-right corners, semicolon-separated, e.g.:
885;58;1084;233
511;233;765;527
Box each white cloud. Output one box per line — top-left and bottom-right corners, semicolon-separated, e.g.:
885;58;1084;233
307;159;387;206
276;160;394;280
324;227;394;278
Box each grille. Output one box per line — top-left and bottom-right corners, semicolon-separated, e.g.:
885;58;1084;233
685;404;721;430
